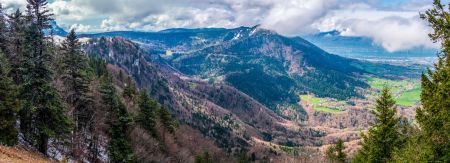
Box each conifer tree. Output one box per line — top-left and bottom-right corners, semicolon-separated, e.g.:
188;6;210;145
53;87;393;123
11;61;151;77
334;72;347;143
61;29;93;128
19;0;71;154
353;87;400;163
158;107;176;134
61;29;95;159
0;52;20;146
123;76;137;99
0;3;8;54
326;139;347;163
417;0;450;161
88;57;108;77
137;90;157;137
238;152;251;163
99;75;135;163
6;9;25;84
195;152;213;163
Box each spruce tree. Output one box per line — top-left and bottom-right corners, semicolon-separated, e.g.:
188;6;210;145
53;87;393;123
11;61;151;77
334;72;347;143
326;139;347;163
99;75;135;163
60;29;95;160
158;107;176;134
19;0;71;154
6;9;25;84
195;152;213;163
61;29;93;129
137;90;157;137
0;52;20;146
88;57;108;77
417;0;450;161
123;76;137;99
0;3;8;54
353;87;400;163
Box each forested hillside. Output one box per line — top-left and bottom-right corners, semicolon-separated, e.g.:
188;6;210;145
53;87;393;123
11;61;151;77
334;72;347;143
0;1;230;162
0;0;449;163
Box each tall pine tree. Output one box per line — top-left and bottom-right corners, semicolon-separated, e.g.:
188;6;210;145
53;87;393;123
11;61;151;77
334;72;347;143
137;90;157;137
353;87;400;163
19;0;71;154
6;9;25;84
61;29;93;129
61;29;96;159
99;75;135;163
0;52;20;146
123;76;137;100
417;0;450;161
326;139;347;163
0;3;8;54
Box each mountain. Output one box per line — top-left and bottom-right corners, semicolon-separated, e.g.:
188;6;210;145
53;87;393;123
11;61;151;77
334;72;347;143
303;30;438;58
2;21;420;161
86;26;418;111
61;25;424;162
80;37;334;162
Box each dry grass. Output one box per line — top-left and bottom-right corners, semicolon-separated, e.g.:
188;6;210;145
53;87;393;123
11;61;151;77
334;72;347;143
0;146;53;163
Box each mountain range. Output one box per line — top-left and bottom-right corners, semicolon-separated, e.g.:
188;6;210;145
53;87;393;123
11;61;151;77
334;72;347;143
42;23;422;161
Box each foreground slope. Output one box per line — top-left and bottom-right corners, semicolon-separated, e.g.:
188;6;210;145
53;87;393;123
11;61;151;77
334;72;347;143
0;146;52;163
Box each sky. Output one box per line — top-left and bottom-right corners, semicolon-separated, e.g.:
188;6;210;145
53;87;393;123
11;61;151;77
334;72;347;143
0;0;447;52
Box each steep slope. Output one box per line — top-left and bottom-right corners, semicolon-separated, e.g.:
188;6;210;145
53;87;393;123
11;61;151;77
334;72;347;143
81;37;326;157
87;27;374;111
170;28;368;108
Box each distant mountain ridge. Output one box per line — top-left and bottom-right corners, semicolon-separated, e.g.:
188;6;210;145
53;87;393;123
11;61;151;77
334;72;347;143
48;22;438;59
81;25;419;113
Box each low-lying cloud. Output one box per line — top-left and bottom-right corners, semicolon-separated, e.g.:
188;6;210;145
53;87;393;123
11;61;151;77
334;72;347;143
317;9;437;52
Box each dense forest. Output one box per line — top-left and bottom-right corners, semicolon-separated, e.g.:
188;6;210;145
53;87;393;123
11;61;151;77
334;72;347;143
0;0;180;162
0;0;449;163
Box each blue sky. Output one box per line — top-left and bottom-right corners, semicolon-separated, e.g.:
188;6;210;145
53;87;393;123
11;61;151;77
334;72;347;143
0;0;444;52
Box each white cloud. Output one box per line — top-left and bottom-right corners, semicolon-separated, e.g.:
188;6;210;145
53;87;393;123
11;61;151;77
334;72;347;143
48;0;94;21
1;0;438;52
70;24;93;33
342;17;436;52
261;0;339;35
1;0;26;11
316;9;437;52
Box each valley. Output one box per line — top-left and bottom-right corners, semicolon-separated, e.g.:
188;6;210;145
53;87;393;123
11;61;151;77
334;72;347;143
81;25;428;158
1;0;448;162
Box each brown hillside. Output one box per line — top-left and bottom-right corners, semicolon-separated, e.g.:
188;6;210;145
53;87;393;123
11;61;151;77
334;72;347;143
0;146;53;163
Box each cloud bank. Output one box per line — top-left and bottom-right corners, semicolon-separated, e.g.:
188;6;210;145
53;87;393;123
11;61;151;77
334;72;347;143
0;0;438;52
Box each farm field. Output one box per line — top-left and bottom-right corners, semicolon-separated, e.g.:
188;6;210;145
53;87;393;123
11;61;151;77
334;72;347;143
366;77;421;106
300;77;421;113
300;95;346;113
